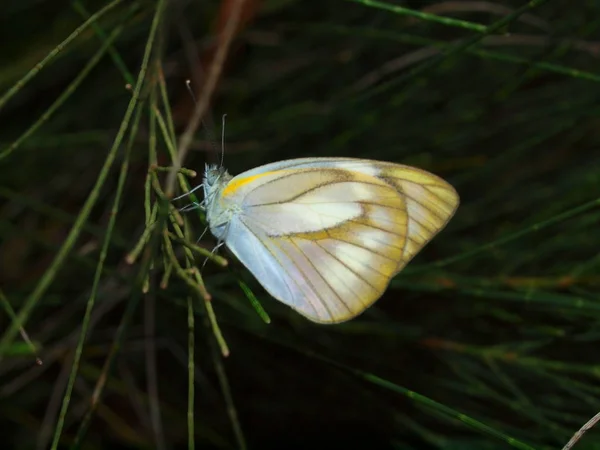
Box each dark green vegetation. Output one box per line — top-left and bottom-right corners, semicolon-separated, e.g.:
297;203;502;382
2;0;600;449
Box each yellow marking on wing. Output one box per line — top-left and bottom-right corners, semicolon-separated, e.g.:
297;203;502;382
382;165;460;210
222;171;280;197
384;166;440;185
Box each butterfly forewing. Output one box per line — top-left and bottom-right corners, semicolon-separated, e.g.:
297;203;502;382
377;164;459;271
214;158;459;323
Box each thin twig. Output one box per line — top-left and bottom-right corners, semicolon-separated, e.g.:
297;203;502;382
167;231;228;267
162;231;211;301
145;286;166;450
418;1;550;31
562;411;600;450
0;289;41;363
165;0;247;197
0;0;124;113
352;34;600;93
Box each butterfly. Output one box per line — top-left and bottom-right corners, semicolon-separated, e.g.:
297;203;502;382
198;157;459;324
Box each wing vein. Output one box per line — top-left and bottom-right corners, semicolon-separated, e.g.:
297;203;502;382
402;192;447;222
288;238;352;316
315;242;378;305
423;184;457;210
241;221;323;319
324;230;399;262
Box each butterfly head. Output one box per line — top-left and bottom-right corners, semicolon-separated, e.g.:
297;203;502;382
203;164;232;204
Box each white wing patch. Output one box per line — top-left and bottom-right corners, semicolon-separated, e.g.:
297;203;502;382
246;202;362;235
293;181;390;204
245;175;401;236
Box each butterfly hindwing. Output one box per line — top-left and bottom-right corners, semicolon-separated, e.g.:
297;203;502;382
216;158;458;323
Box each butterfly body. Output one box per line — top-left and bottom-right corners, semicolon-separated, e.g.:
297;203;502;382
203;157;459;324
203;165;235;240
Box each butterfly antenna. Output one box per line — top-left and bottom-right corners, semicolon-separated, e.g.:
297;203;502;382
186;79;220;160
220;114;227;168
185;79;197;103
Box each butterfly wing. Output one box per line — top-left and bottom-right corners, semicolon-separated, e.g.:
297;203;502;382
221;158;459;323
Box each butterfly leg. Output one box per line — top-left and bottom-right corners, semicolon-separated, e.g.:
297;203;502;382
199;218;231;270
195;225;210;244
178;201;204;213
173;183;204;201
201;240;226;270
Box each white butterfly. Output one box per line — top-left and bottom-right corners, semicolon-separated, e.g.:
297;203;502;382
199;157;459;324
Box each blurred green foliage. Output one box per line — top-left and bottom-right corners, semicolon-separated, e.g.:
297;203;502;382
1;0;600;449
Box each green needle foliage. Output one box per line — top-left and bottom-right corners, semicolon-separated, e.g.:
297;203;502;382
1;1;600;449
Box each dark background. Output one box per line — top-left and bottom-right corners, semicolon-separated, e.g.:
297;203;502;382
1;0;600;449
